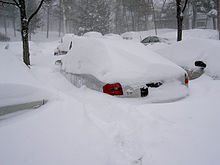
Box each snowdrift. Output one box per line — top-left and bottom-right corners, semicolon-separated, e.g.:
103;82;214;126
0;49;48;108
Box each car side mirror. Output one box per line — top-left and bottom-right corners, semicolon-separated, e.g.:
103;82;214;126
195;61;206;69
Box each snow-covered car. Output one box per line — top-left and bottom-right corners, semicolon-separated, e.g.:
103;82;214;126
83;31;103;38
104;33;123;40
60;37;189;102
54;34;75;56
155;38;220;80
0;51;48;116
141;36;160;45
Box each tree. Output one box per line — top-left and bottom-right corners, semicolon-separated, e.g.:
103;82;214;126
197;0;217;29
0;0;44;66
218;0;220;39
176;0;189;41
52;0;63;37
190;0;199;29
43;0;53;38
77;0;110;35
0;2;18;37
27;0;43;40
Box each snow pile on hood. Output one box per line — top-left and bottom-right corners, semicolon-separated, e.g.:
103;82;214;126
61;37;184;84
0;49;48;107
155;38;220;79
83;31;103;38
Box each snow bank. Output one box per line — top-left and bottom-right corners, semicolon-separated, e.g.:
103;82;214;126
83;31;103;38
156;38;220;79
104;33;123;40
61;37;185;85
0;48;48;107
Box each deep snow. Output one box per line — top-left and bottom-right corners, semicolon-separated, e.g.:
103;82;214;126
0;29;220;165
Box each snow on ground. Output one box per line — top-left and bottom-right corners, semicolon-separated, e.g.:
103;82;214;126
0;29;220;165
0;43;50;107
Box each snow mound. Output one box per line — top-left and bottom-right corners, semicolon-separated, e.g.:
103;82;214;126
0;49;48;107
0;84;46;107
57;33;75;51
83;31;103;38
61;37;184;84
104;33;123;40
156;38;220;79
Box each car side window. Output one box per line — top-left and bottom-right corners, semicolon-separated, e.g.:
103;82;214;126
142;37;151;43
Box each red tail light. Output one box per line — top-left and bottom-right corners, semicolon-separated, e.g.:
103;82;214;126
185;73;189;84
103;83;123;95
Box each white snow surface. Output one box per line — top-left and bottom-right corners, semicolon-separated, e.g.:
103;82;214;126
83;31;103;38
104;33;123;40
0;29;220;165
0;48;48;106
62;37;184;84
56;33;75;52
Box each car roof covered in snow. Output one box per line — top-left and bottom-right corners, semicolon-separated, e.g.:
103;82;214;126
104;33;123;40
83;31;103;38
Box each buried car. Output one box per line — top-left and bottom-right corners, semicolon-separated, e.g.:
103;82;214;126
155;38;220;80
54;34;75;56
59;37;189;102
141;36;160;45
0;51;48;116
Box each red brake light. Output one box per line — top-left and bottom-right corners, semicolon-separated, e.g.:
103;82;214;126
103;83;123;95
185;73;189;84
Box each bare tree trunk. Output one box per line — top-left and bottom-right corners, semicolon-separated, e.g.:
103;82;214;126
176;0;183;41
46;5;50;38
159;0;167;29
218;0;220;40
61;0;66;34
122;0;129;31
58;0;62;37
176;0;188;41
19;0;30;65
4;16;7;36
12;17;16;37
115;0;120;33
151;0;157;35
144;15;148;30
192;3;197;29
130;11;135;31
212;17;216;30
